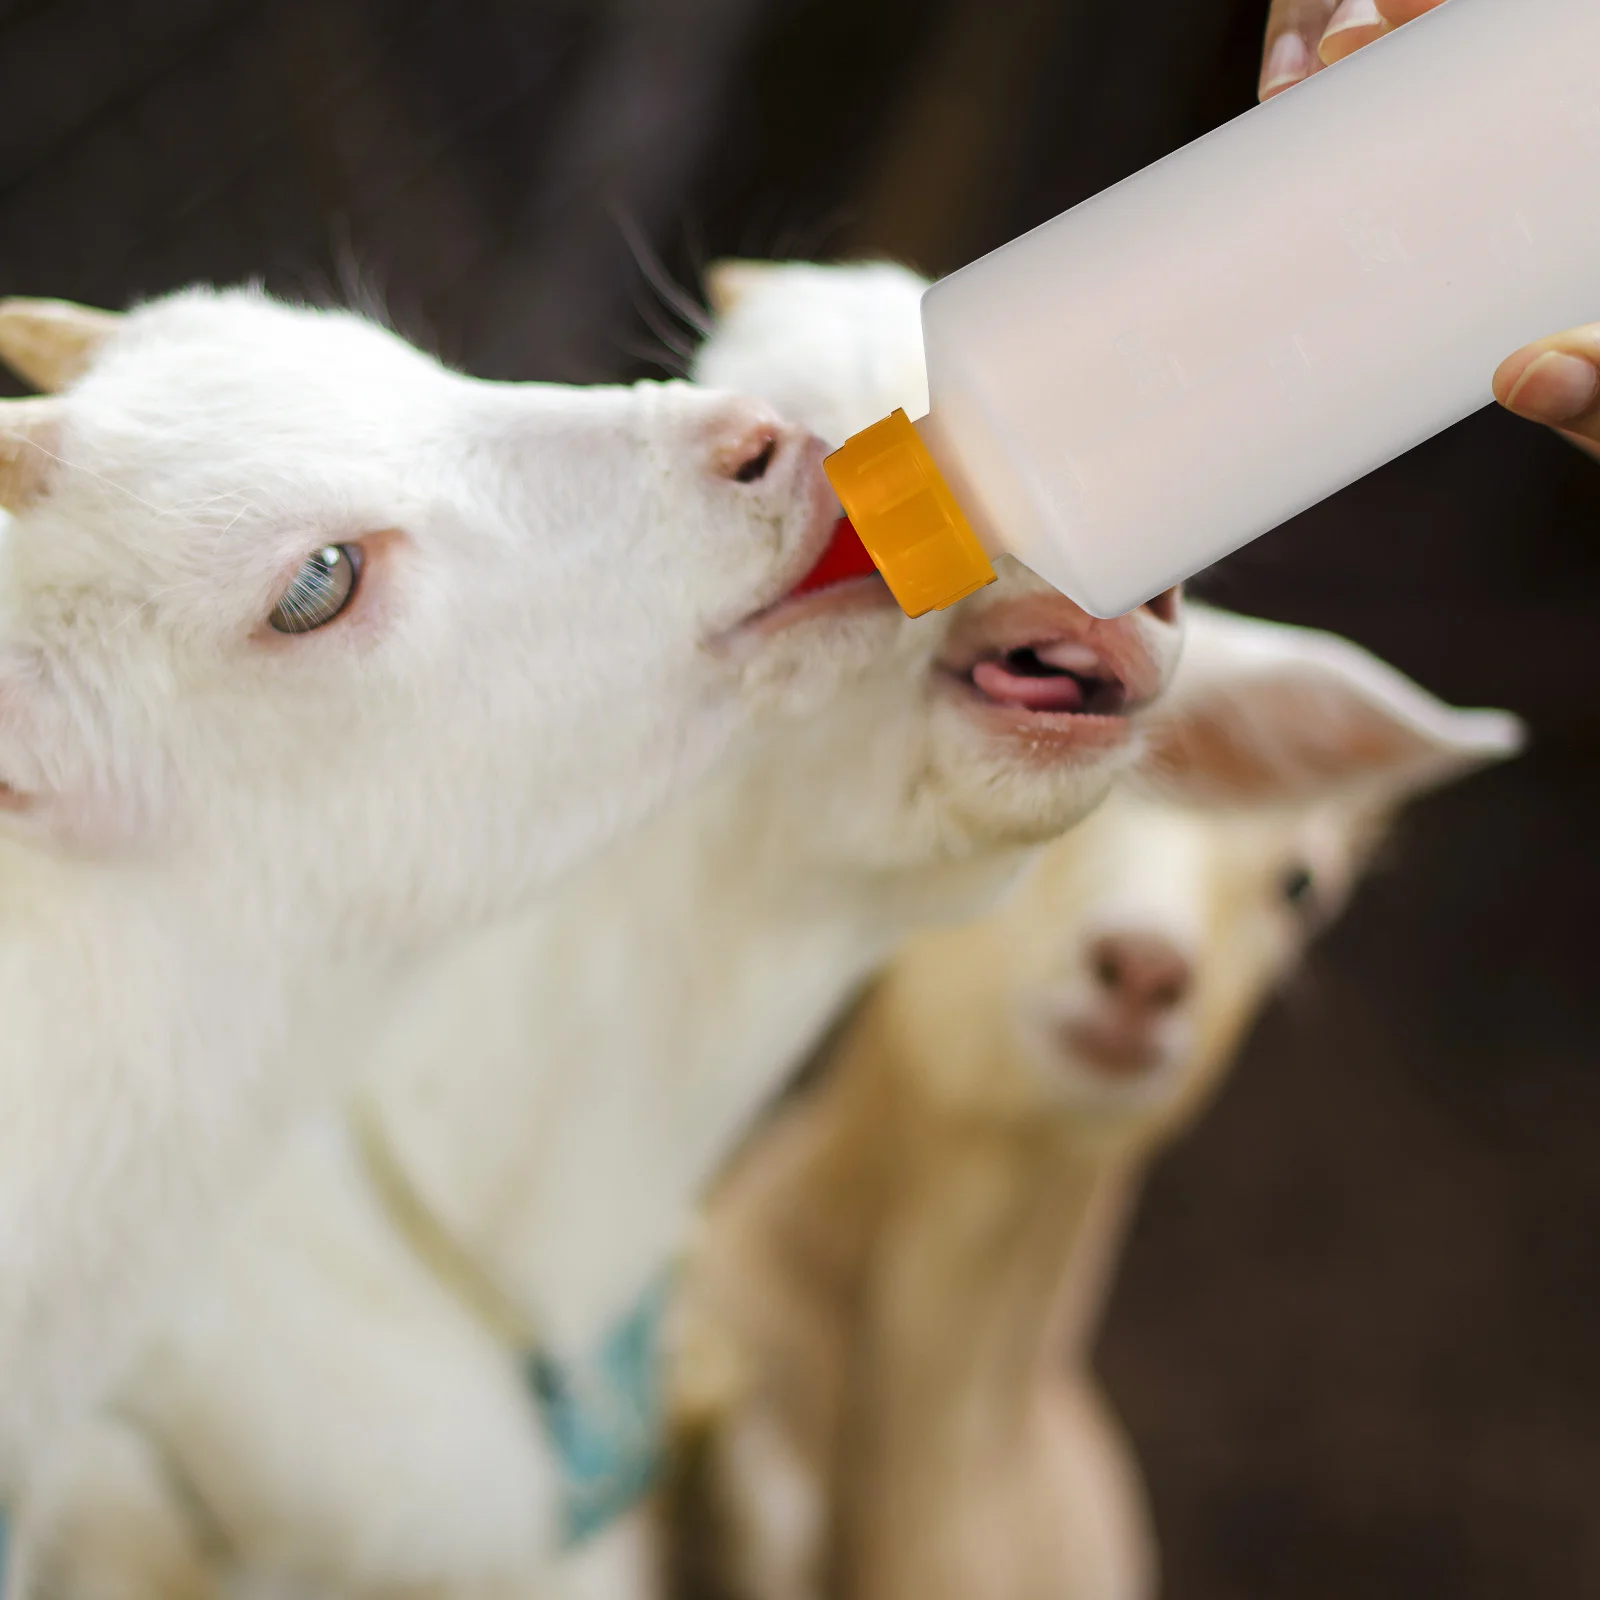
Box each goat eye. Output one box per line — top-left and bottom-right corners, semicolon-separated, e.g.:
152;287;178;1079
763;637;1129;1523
1281;865;1316;909
269;545;361;634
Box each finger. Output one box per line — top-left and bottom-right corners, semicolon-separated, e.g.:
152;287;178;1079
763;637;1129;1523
1494;328;1600;448
1266;0;1447;100
1261;29;1315;98
1318;0;1390;66
1261;0;1339;99
1375;0;1451;23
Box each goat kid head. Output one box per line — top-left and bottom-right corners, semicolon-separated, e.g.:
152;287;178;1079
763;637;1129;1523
0;290;891;944
694;259;1185;879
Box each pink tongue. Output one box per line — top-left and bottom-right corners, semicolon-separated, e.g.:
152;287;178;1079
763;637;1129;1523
972;658;1088;713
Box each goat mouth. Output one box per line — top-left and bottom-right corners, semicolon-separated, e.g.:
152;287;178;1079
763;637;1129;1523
937;625;1137;756
789;515;883;598
1061;1018;1166;1079
738;513;895;638
968;641;1130;718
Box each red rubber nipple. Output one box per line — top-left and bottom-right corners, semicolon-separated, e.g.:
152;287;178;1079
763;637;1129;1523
792;515;881;596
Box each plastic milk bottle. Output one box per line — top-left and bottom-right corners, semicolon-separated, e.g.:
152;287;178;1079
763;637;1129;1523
825;0;1600;618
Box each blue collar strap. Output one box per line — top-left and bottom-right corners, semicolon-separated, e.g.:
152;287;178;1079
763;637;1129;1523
526;1271;673;1548
355;1106;675;1550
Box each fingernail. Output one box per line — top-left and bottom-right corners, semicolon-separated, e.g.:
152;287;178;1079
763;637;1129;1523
1504;352;1600;423
1319;0;1386;64
1260;31;1311;98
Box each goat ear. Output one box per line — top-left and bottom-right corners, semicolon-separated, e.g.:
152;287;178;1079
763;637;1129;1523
1139;604;1524;807
704;260;777;320
0;299;120;392
0;398;62;511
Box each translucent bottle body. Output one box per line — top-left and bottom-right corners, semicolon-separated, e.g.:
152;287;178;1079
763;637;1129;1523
844;0;1600;619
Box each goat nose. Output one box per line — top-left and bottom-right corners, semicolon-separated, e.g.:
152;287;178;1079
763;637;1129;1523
702;398;792;484
1089;932;1193;1014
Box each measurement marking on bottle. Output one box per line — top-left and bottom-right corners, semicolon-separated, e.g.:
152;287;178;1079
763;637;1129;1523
1113;329;1188;401
1266;333;1314;397
1342;211;1410;274
1485;211;1536;269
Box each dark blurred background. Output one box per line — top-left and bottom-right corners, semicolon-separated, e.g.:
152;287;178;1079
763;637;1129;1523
2;0;1596;1592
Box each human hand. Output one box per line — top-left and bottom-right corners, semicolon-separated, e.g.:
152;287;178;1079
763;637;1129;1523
1259;0;1600;459
1494;334;1600;460
1259;0;1450;101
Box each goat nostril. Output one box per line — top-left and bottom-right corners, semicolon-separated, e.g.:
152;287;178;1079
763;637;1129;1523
732;433;778;484
1093;946;1122;992
1149;975;1190;1010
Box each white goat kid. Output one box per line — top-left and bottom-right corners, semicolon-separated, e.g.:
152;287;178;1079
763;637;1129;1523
669;604;1521;1600
0;286;862;1505
15;261;1181;1600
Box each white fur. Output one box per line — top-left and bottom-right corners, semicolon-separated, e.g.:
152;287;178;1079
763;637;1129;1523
672;604;1522;1600
696;261;932;442
14;264;1183;1596
0;284;864;1490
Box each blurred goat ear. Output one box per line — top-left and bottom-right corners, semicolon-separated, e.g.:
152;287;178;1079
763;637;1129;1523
1138;604;1525;807
704;260;776;320
0;398;62;511
0;299;120;392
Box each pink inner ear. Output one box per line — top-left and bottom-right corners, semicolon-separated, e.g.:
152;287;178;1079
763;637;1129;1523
0;778;32;813
1145;679;1432;805
1145;706;1285;801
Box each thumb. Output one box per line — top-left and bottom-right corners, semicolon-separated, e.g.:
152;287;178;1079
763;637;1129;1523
1495;328;1600;456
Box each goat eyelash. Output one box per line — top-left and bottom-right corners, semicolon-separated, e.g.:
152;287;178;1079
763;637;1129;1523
268;545;362;635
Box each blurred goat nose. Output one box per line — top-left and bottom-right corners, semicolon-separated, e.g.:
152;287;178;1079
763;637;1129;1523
1089;932;1193;1014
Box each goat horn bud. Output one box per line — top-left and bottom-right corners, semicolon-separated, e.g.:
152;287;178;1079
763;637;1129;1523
0;299;120;392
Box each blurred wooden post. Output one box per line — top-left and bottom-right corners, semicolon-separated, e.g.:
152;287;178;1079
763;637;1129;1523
840;0;1070;278
461;0;780;380
273;0;491;347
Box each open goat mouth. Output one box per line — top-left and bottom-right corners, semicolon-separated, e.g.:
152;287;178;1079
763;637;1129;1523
784;528;1135;720
968;640;1130;717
